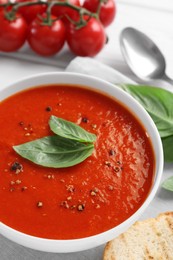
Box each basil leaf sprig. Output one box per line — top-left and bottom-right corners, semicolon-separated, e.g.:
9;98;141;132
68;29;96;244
49;115;96;143
162;177;173;192
120;84;173;138
13;136;94;168
13;116;96;168
120;84;173;162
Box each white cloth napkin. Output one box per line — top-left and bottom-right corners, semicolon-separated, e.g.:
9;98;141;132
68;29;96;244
66;57;136;84
66;57;173;92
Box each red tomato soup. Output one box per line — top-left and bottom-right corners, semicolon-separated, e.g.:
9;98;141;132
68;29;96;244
0;85;155;239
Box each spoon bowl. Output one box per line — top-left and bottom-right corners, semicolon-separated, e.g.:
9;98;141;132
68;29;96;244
120;27;173;85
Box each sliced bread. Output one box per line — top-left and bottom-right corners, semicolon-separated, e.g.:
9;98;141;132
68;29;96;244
103;212;173;260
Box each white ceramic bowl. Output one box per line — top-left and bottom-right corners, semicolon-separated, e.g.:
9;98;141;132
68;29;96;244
0;72;163;253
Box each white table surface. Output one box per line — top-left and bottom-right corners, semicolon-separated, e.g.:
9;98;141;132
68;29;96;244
0;0;173;259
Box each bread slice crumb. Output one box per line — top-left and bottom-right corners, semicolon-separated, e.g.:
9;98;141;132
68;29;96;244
103;212;173;260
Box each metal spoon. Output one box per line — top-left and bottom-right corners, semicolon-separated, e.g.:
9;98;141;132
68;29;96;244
120;27;173;85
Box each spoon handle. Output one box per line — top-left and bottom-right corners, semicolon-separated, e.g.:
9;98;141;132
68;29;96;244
162;74;173;86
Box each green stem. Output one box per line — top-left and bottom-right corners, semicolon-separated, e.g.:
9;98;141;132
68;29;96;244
45;2;53;26
0;0;93;15
96;0;109;14
0;0;100;28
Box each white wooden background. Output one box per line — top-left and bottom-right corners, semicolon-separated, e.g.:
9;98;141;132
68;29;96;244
0;0;173;259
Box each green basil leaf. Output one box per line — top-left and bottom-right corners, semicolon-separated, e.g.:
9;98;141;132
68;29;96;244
162;135;173;162
13;136;94;168
162;176;173;192
49;115;96;143
120;84;173;138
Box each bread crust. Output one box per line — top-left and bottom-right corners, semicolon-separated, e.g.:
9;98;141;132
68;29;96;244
103;212;173;260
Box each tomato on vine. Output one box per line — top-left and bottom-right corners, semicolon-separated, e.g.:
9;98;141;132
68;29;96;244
0;0;12;12
83;0;116;27
27;15;66;56
67;17;106;57
0;12;28;52
0;0;113;56
16;0;46;24
51;0;81;24
0;0;6;12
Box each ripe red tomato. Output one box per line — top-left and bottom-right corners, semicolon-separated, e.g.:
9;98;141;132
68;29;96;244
16;0;46;24
0;13;28;52
0;0;12;12
27;15;66;56
67;17;106;57
0;0;6;12
83;0;116;27
52;0;81;24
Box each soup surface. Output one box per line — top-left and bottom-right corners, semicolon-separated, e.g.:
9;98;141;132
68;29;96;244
0;85;155;239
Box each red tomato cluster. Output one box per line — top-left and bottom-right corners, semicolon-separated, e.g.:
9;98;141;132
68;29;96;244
0;0;116;57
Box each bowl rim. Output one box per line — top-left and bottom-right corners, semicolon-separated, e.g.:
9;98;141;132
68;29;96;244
0;72;164;253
